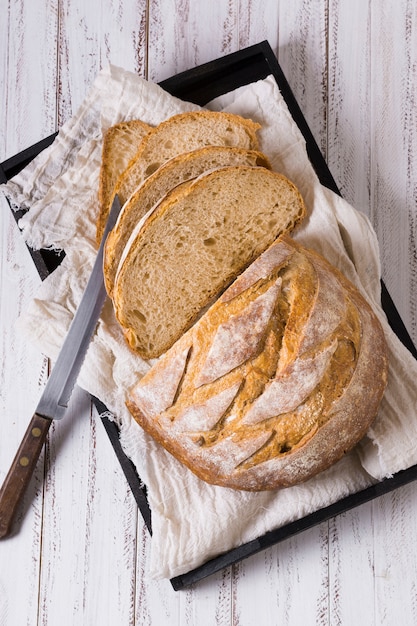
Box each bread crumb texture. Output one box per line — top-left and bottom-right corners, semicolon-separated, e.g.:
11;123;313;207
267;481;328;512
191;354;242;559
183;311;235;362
103;146;271;297
114;110;261;209
114;166;305;358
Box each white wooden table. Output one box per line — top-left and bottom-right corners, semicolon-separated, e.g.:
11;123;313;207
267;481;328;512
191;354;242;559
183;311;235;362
1;1;416;624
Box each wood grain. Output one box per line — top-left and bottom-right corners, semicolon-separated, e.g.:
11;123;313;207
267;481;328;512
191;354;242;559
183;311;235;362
232;527;330;626
0;0;55;613
278;0;329;160
2;0;58;150
0;200;47;626
327;0;371;213
370;0;417;345
1;1;417;624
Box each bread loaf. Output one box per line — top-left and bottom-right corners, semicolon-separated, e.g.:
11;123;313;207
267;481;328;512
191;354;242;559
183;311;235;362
110;110;261;212
113;166;306;359
103;146;271;297
126;236;388;491
97;119;151;244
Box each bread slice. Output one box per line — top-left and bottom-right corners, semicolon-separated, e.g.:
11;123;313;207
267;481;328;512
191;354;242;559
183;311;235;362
110;110;261;213
113;165;306;359
126;236;388;491
96;119;151;245
103;146;271;297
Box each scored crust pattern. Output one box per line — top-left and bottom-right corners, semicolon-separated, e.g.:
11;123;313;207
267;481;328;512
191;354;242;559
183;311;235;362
127;236;388;491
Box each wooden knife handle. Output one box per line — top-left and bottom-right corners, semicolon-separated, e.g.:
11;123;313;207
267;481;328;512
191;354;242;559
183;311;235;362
0;413;51;539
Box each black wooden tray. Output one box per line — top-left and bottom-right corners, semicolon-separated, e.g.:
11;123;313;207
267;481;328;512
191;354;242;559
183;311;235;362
2;41;417;591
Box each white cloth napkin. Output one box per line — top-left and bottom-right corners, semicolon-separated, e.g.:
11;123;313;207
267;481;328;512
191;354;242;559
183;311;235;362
3;65;417;579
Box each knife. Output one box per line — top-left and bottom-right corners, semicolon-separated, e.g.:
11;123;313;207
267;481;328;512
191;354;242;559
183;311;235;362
0;195;122;539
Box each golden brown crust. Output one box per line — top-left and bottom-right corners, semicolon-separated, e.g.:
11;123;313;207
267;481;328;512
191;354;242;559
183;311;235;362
96;119;151;245
126;236;388;491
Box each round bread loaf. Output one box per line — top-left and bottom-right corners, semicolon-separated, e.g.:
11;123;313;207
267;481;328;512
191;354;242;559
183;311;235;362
126;236;388;491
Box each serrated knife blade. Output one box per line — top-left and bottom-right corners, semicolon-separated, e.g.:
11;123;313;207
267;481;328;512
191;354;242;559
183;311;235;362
0;195;121;538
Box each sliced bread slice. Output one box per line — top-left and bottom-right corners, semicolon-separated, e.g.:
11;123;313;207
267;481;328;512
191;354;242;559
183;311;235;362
103;146;271;297
110;110;261;212
96;119;151;245
113;165;306;359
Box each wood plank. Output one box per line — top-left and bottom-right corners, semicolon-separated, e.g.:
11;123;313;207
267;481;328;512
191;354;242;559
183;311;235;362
81;413;138;625
373;485;417;625
326;5;375;621
133;503;234;624
327;0;371;214
37;389;138;625
0;199;46;626
134;520;180;625
237;0;279;52
328;504;375;624
277;0;329;160
148;0;280;85
147;0;238;82
56;0;102;126
0;1;58;623
37;388;93;624
232;527;330;626
369;0;417;344
96;0;148;76
1;0;58;153
327;3;417;625
142;4;260;619
56;0;148;123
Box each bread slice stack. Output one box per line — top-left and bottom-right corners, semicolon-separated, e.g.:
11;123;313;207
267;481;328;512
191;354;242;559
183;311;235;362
98;110;261;245
99;109;307;360
97;109;388;492
103;146;271;297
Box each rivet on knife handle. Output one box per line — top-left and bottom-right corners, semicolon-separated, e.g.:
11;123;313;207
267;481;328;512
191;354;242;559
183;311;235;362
0;413;51;538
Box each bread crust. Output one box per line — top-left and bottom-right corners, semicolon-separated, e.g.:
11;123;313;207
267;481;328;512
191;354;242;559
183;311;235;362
126;236;388;491
97;119;151;244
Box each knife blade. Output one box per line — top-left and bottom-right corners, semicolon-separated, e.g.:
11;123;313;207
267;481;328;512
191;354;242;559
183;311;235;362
0;195;122;539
